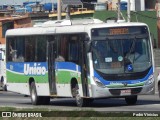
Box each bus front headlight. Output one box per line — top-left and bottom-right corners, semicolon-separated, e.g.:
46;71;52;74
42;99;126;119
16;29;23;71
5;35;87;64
145;75;154;85
93;77;106;88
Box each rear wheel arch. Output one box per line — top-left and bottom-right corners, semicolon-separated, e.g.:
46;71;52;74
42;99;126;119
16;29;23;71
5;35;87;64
29;77;35;86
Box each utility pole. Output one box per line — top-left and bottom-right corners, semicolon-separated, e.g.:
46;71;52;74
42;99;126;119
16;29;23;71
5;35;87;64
127;0;131;22
117;0;121;20
65;5;70;20
57;0;61;20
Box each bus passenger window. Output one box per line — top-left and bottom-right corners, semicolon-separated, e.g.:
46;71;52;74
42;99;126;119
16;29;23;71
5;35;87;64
8;39;17;62
36;36;47;62
8;41;13;61
55;55;65;62
16;37;25;62
68;36;79;64
25;38;35;62
56;35;68;62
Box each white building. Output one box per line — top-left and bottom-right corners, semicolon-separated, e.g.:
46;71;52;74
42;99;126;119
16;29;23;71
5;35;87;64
97;0;145;11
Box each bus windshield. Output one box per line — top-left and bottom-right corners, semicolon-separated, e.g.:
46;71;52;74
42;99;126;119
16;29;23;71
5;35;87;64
91;26;152;75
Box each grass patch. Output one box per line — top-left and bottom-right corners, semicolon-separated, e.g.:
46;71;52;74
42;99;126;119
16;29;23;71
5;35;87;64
0;107;159;120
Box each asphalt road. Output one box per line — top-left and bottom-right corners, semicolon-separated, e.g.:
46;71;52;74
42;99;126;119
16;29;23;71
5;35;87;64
0;91;160;111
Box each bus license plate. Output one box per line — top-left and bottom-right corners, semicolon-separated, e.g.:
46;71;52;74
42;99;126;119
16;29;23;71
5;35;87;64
121;89;131;95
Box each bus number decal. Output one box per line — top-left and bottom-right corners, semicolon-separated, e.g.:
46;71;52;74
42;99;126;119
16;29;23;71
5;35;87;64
24;63;46;76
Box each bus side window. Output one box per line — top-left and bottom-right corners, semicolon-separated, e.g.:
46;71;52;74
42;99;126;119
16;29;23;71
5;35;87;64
7;37;25;62
55;55;65;62
36;36;47;62
8;38;16;62
68;35;79;64
55;34;80;64
55;35;67;62
25;37;35;62
7;41;11;61
16;37;25;62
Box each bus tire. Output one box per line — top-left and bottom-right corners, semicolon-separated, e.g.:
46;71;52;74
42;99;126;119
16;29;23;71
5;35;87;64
75;94;88;107
41;96;50;105
125;95;137;105
3;84;7;91
74;85;91;107
1;77;7;91
158;83;160;97
30;82;42;105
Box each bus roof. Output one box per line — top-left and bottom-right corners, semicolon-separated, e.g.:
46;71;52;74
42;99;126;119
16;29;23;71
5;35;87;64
6;19;148;37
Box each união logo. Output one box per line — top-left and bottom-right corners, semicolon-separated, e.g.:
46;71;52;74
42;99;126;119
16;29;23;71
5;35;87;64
24;63;46;76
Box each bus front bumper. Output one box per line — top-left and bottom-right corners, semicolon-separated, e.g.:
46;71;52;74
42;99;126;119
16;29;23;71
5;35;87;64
90;82;155;98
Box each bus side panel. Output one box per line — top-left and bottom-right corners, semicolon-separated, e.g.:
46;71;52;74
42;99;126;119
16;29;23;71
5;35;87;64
7;83;50;96
6;62;50;95
7;83;30;95
55;62;83;97
55;84;76;97
0;45;6;87
35;83;50;96
87;77;92;98
0;57;6;85
55;84;83;97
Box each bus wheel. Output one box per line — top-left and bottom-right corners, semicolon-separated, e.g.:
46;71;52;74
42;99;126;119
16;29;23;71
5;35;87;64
41;96;50;105
158;83;160;97
74;86;90;107
1;77;7;91
125;95;137;105
3;84;7;91
30;82;41;105
75;94;89;107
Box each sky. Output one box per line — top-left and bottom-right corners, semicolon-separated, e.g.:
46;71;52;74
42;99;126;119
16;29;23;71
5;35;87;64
0;0;57;5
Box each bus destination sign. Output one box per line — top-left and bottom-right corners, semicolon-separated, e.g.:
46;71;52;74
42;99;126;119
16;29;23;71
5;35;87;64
109;28;129;35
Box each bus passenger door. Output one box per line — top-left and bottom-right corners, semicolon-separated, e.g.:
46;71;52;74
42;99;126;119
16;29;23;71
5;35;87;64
48;41;57;95
80;35;89;97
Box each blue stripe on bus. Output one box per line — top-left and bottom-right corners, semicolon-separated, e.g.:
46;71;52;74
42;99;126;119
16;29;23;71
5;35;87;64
6;62;81;73
7;62;48;73
7;61;152;85
94;67;153;85
56;62;81;72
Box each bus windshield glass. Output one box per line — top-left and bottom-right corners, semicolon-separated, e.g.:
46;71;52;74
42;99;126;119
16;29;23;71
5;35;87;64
91;26;152;74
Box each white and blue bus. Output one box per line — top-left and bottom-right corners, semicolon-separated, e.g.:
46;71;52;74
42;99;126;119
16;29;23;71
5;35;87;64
5;19;155;107
0;44;7;91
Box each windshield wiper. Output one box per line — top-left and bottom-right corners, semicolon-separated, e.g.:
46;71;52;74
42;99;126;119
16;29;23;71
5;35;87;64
125;38;136;59
125;34;148;64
